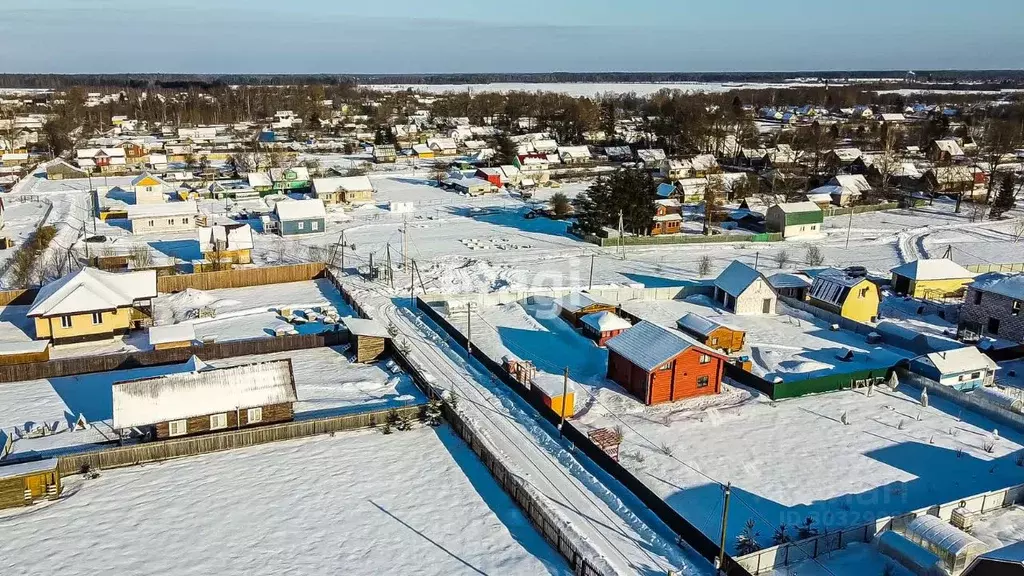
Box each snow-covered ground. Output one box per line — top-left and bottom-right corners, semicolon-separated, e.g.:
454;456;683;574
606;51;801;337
766;542;912;576
973;504;1024;550
0;346;423;459
574;382;1024;554
0;425;570;576
370;81;838;97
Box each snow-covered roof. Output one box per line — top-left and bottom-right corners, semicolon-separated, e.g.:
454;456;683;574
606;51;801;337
131;172;167;188
767;272;812;290
931;139;965;157
127;200;198;220
891;259;976;281
0;340;49;355
558;145;592;160
557;292;610;313
829;174;872;194
269;167;310;182
197;223;255;252
830;148;863;162
689;154;718;172
342;317;390;338
975;541;1024;565
312;176;373;195
606;321;707;373
919;347;997;375
971;272;1024;300
148;323;196;346
714;261;764;298
274;198;326;221
29;268;157;317
0;457;59;479
580;311;632;333
676;313;737;338
636;148;666;163
248;172;273;187
771;201;822;215
112;359;297;430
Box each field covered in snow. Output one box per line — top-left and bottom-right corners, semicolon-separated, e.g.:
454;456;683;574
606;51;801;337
370;81;836;97
0;425;569;576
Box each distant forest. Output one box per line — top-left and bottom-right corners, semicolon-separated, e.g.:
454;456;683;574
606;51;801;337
2;71;1024;91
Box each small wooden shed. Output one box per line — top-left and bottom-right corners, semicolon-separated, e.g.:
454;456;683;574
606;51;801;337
676;313;746;353
0;340;50;365
579;311;632;347
343;317;390;363
556;292;617;328
148;323;197;350
0;458;61;510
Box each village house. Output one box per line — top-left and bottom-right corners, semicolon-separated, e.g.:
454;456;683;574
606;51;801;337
805;187;838;209
767;272;813;300
272;198;326;236
605;320;727;405
604;146;633;161
1;152;29;167
908;347;997;392
0;459;61;510
475;167;505;188
312;175;374;205
661;159;692;180
713;261;778;315
958;273;1024;343
927;139;966;163
111;358;298;440
428;137;458;156
651;198;682;235
558;146;593;164
823;148;863;172
269;167;311;191
807;267;881;323
412;143;434;159
765;202;823;238
636;148;667;167
247;171;274;193
131;172;168;205
148;153;168;171
579;310;632;347
76;147;127;174
676;313;745;353
688;154;720;177
197;223;254;265
922;166;980;195
45;159;88;181
373;144;397;163
890;259;976;300
445;176;494;196
127;200;199;234
827;174;872;206
28;268;157;344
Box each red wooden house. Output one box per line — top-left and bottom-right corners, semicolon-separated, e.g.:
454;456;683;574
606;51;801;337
476;167;504;187
605;321;727;405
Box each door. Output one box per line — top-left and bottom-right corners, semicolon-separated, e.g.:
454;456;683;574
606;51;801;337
763;299;773;314
987;317;1001;336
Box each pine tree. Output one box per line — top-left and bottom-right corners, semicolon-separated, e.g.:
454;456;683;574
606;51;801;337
991;173;1017;219
396;413;413;431
493;132;517;166
735;519;762;555
425;398;443;427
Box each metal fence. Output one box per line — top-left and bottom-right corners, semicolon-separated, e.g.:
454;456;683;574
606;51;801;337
966;262;1024;274
56;404;425;475
594;232;782;248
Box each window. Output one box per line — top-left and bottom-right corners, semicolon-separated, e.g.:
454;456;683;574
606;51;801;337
311;221;319;231
659;362;672;371
167;219;174;225
696;376;710;388
711;337;719;346
209;413;228;430
974;291;983;305
297;221;305;230
168;419;187;437
699;354;712;365
1013;301;1021;317
91;312;103;325
148;219;155;227
988;317;1001;336
181;218;189;225
60;315;73;329
247;407;263;424
971;371;981;379
810;225;817;231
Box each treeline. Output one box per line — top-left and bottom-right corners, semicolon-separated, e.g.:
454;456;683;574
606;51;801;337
3;71;1024;90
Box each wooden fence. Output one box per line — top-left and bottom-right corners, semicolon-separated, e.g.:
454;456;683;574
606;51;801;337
0;331;348;384
156;262;328;293
57;404;424;475
0;288;39;306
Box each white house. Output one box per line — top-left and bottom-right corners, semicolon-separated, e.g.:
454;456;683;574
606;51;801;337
713;261;778;315
127;201;199;234
131;172;168;205
558;146;592;164
765;202;824;238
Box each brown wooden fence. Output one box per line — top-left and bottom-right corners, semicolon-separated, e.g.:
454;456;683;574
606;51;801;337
0;288;39;306
156;262;328;293
57;404;424;475
0;331;348;384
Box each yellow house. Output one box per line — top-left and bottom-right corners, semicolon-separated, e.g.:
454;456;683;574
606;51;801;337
890;259;977;300
808;268;880;323
28;268;157;345
412;143;434;159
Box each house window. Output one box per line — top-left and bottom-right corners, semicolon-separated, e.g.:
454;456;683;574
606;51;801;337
91;312;103;325
247;407;263;424
148;220;155;227
659;362;672;371
297;221;305;230
810;225;817;231
168;419;187;436
699;354;712;365
988;317;1001;336
711;337;719;346
181;218;189;225
860;287;870;299
974;291;983;305
696;376;710;388
209;413;228;430
60;315;73;329
311;221;319;231
1013;301;1021;317
971;371;981;379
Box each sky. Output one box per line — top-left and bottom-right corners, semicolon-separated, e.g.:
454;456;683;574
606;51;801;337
1;0;1023;74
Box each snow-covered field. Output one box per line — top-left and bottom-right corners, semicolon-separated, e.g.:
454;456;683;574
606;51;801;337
0;346;423;459
574;383;1024;554
370;81;837;97
0;425;569;576
767;542;911;576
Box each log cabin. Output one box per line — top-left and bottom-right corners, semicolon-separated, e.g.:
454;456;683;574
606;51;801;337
675;313;745;353
605;321;727;406
342;317;390;363
0;458;61;510
556;292;617;328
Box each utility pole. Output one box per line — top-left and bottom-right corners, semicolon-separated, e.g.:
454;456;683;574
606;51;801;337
618;210;625;260
941;244;953;260
402;214;409;269
845;203;855;249
340;230;346;271
466;303;472;356
753;252;759;270
368;253;374;281
559;367;569;438
588;254;595;290
385;244;394;289
410;258;416;303
717;483;732;574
